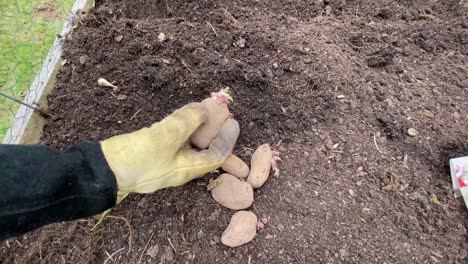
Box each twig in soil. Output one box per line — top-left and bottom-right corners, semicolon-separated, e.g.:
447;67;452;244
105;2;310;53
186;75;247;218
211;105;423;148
206;21;219;38
307;178;323;186
167;237;178;254
221;8;241;28
15;240;23;247
403;153;409;169
130;108;143;120
442;201;458;219
275;139;283;147
104;248;125;264
106;215;133;255
347;40;363;50
164;0;172;14
373;132;383;154
417;13;435;20
248;255;252;264
138;231;155;264
180;59;194;75
411;75;425;85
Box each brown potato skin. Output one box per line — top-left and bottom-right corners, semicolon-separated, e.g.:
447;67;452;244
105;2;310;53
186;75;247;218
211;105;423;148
190;98;230;149
247;144;272;188
221;211;257;247
211;174;254;210
222;154;250;178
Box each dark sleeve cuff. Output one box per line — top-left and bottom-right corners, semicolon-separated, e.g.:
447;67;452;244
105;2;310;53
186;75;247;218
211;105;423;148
0;142;117;240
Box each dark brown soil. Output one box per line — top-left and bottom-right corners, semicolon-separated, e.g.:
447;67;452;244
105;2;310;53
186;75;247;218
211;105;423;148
2;0;468;263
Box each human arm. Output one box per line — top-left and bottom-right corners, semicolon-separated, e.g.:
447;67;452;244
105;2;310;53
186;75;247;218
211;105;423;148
0;103;239;240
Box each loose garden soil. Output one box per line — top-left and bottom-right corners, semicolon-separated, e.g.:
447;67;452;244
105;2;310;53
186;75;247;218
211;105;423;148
1;0;468;263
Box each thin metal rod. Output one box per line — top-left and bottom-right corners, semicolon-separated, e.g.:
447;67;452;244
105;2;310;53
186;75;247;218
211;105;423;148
0;91;50;117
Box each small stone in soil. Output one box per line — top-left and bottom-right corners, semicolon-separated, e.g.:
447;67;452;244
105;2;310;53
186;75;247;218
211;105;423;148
146;245;159;258
407;128;418;137
209;209;221;221
117;94;127;100
277;223;285;232
79;55;88;65
197;230;205;239
115;35;123;42
158;33;166;42
235;37;247;48
137;197;146;208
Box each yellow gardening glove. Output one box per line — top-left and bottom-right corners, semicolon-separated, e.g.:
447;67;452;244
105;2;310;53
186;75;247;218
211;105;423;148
101;103;240;204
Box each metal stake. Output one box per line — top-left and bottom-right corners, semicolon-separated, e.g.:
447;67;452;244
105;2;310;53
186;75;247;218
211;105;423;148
0;91;50;117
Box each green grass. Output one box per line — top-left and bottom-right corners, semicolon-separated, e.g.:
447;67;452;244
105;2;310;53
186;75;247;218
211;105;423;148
0;0;74;142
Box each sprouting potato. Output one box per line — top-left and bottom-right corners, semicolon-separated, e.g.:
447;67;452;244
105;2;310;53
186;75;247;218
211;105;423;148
222;154;249;178
247;144;273;188
221;211;257;247
211;173;254;210
191;88;232;149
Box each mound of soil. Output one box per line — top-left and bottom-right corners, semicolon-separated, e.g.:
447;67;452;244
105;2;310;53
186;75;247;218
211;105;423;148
2;0;468;263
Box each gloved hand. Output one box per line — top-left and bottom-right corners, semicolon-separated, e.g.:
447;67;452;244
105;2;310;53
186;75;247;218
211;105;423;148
101;103;240;203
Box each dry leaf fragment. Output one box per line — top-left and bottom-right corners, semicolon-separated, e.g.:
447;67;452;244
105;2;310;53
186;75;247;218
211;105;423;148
324;136;334;149
432;194;441;206
222;8;241;28
382;173;400;191
206;178;222;191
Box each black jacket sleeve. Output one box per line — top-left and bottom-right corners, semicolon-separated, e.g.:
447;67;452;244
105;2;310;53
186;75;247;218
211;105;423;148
0;142;117;240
